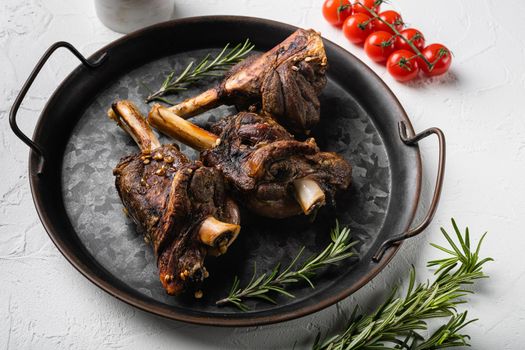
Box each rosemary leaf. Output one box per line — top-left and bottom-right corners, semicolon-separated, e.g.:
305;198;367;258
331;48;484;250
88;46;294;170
145;39;254;103
312;218;493;350
216;223;358;310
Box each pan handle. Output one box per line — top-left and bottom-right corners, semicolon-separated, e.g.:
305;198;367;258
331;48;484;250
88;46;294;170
372;121;446;262
9;41;107;175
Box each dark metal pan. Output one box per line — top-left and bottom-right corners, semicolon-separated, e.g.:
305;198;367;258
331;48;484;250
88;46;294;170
10;16;445;326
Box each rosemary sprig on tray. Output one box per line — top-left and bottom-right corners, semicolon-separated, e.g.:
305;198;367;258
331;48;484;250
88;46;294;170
312;219;493;350
145;39;254;103
216;222;358;311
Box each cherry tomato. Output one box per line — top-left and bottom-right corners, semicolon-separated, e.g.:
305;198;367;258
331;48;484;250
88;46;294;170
387;50;420;82
395;28;425;53
323;0;353;27
343;13;374;44
418;43;452;76
374;10;404;34
364;31;395;63
352;0;380;15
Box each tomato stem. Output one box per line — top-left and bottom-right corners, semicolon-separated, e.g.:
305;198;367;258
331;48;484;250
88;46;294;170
398;57;412;71
375;36;395;48
362;17;374;27
337;0;350;23
355;1;434;70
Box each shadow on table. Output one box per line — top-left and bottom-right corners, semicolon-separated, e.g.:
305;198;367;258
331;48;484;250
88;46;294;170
403;70;459;89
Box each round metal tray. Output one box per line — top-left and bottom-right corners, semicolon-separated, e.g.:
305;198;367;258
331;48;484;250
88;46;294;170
10;16;445;326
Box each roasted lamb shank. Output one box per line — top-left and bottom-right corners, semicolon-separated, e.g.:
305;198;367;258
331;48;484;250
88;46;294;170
149;105;352;218
110;101;241;296
165;28;327;134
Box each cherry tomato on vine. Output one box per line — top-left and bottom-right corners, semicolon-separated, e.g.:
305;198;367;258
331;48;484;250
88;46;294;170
387;50;420;82
323;0;353;27
418;43;452;76
352;0;380;15
343;13;374;44
364;31;395;63
395;28;425;53
374;10;404;34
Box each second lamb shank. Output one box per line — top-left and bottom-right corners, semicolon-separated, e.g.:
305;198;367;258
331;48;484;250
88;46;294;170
165;28;328;134
110;101;241;296
149;105;352;219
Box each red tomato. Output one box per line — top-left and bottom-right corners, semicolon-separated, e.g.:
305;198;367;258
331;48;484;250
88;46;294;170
395;28;425;53
374;10;404;34
323;0;353;27
343;13;374;44
387;50;420;82
364;31;395;63
418;43;452;76
352;0;380;15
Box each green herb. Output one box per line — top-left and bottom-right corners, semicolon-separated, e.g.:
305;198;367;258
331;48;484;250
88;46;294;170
312;219;493;350
145;39;254;103
216;222;358;311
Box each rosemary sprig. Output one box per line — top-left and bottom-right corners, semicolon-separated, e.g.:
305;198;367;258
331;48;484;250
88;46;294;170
216;222;358;311
313;218;493;350
145;39;254;103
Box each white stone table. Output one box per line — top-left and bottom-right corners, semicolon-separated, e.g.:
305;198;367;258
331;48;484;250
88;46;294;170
1;0;523;348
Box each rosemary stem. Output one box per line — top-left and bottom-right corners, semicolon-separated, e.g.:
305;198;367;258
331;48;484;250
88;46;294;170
145;40;254;104
145;89;165;103
313;219;492;350
216;224;357;310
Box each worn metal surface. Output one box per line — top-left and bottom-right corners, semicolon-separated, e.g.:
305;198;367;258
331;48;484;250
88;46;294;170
61;48;391;311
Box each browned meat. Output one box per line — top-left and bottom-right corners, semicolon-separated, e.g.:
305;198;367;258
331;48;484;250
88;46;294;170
110;101;240;296
149;106;352;219
203;112;352;218
167;29;328;134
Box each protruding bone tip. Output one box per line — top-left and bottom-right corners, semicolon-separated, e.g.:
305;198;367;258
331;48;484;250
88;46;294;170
293;178;326;215
198;216;241;256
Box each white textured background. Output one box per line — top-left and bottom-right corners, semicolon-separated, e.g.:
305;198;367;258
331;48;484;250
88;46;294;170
1;0;524;349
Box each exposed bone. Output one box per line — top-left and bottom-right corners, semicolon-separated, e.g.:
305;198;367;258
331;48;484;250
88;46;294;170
108;100;161;152
148;104;218;151
198;216;240;256
293;178;326;215
169;88;220;119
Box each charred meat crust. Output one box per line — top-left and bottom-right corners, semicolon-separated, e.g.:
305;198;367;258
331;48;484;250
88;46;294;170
114;144;239;295
170;29;327;134
202;112;352;218
221;29;327;134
